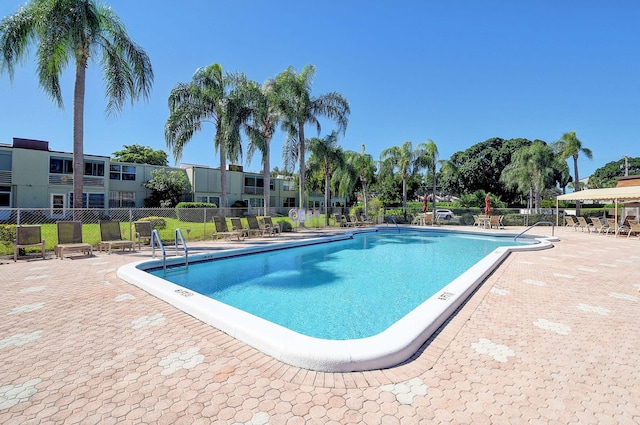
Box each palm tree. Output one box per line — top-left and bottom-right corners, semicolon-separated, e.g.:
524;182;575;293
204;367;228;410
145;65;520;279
343;145;377;218
165;64;250;211
307;132;345;226
417;139;439;213
553;131;593;214
274;65;350;210
501;141;555;211
0;0;153;208
380;141;425;220
244;79;281;216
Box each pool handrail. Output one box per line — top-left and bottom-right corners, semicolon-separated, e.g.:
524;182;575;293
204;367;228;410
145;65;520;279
175;228;189;269
514;221;555;241
151;229;167;273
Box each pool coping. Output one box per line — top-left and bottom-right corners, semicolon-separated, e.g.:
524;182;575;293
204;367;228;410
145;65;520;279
117;227;554;372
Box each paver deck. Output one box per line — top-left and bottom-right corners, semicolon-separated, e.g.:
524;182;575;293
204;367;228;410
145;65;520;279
1;226;639;424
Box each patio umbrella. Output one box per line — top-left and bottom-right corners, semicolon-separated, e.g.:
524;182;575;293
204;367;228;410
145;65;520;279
422;195;427;213
485;193;491;215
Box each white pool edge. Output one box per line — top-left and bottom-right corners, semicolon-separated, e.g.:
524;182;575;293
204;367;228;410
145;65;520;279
117;229;554;372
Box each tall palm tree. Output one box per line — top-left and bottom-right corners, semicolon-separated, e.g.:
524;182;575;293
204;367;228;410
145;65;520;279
165;64;250;210
244;79;281;216
274;65;350;210
553;131;593;214
380;141;425;220
0;0;153;208
417;139;439;213
307;131;345;226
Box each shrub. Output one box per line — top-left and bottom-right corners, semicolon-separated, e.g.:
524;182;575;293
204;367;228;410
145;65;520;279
138;216;167;230
279;221;293;232
0;224;16;243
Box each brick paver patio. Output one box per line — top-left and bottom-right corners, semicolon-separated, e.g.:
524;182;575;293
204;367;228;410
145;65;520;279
1;226;639;424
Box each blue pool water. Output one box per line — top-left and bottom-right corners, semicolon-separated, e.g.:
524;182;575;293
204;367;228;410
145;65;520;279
150;231;531;340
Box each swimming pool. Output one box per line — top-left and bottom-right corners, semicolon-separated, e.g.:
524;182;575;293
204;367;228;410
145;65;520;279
118;228;553;371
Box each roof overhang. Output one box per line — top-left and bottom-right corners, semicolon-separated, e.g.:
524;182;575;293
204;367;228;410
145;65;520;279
556;186;640;201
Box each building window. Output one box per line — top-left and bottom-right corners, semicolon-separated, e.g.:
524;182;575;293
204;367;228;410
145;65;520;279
283;180;295;191
50;157;73;174
69;192;105;208
246;198;264;208
196;196;219;206
244;176;264;195
110;164;136;181
284;197;296;208
84;160;105;177
0;185;11;207
109;191;136;208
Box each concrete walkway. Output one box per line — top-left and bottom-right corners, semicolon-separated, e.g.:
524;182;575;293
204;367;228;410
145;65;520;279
1;226;639;424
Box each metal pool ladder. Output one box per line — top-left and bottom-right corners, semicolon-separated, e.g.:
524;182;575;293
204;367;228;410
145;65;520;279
151;228;189;274
514;221;554;241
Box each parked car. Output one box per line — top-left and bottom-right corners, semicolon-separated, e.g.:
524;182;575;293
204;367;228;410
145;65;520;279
435;209;454;220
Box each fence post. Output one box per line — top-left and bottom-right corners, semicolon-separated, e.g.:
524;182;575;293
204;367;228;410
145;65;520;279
17;208;20;226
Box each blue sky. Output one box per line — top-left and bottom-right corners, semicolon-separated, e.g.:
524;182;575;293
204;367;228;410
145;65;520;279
1;0;638;178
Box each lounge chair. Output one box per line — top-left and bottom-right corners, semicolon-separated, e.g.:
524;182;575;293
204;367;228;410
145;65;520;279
262;216;281;236
590;217;607;234
55;221;92;260
576;216;593;233
606;218;629;237
230;217;250;238
98;220;135;254
213;216;243;241
246;216;267;237
344;214;360;227
333;213;344;227
134;221;153;250
355;211;373;226
489;215;502;229
13;225;46;262
626;220;640;239
565;216;578;230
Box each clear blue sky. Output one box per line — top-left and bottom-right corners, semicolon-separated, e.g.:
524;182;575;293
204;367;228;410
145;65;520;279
1;0;638;178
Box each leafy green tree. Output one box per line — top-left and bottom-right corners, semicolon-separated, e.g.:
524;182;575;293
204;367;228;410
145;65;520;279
441;138;532;205
112;144;168;166
380;141;426;219
589;157;640;188
553;131;593;214
0;0;153;208
143;169;192;207
274;65;350;209
165;64;250;210
306;132;345;225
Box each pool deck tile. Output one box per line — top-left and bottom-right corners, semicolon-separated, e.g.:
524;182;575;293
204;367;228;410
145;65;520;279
1;225;640;423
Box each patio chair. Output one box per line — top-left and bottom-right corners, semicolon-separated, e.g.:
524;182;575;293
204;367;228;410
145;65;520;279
606;218;629;237
590;217;607;235
355;211;373;226
262;216;281;236
626;220;640;239
13;225;46;262
55;221;92;260
472;215;481;227
576;216;593;233
230;217;250;238
246;216;267;237
344;214;360;227
565;216;579;231
98;220;135;254
134;221;153;250
333;213;347;227
213;216;243;241
489;215;502;229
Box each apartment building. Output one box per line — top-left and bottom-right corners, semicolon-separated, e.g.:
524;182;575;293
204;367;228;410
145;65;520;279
0;138;331;213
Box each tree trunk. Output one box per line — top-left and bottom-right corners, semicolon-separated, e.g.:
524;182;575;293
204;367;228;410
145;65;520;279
402;174;407;220
218;131;227;213
72;59;87;209
324;161;331;227
431;165;437;214
263;145;271;217
361;176;368;218
298;123;306;210
573;155;581;215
